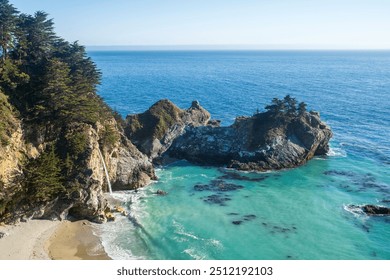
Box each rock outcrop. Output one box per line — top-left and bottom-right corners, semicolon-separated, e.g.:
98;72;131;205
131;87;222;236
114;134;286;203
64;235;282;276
124;98;332;172
167;108;332;171
361;205;390;216
125;99;211;159
347;204;390;216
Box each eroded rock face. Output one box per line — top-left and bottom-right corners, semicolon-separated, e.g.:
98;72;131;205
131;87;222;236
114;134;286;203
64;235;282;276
52;122;156;222
167;110;332;171
107;135;156;191
0;117;156;224
125;99;211;159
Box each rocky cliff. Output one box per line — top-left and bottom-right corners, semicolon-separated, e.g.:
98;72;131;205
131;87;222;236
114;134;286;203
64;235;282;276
0;95;156;223
125;99;211;159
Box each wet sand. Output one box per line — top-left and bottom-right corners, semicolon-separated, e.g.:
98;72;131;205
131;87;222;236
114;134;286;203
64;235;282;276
47;220;111;260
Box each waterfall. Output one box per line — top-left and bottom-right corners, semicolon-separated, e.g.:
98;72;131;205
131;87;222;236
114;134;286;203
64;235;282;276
97;147;113;194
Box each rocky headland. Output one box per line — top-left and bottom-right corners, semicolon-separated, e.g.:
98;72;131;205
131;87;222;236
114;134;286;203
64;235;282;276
126;97;333;171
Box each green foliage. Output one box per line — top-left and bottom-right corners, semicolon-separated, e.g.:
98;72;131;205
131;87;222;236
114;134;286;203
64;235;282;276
100;123;119;148
0;58;29;91
0;0;19;61
126;100;182;142
0;2;110;127
23;145;65;203
65;130;88;157
264;95;307;119
298;102;307;116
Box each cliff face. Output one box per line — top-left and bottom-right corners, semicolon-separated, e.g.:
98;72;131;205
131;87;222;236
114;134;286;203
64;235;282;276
0;108;156;223
125;99;211;159
49;121;155;223
168;110;332;171
0;92;26;218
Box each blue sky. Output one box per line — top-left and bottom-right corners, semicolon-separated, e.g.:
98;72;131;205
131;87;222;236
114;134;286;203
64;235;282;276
10;0;390;49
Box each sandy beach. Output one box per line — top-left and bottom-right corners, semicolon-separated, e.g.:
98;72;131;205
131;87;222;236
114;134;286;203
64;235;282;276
0;219;110;260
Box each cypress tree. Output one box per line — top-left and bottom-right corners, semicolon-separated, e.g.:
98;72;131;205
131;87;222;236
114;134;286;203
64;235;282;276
24;145;65;203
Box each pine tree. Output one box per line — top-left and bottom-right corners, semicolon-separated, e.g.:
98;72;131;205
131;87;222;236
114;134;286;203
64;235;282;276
0;0;19;61
24;145;65;203
284;95;297;116
298;102;307;116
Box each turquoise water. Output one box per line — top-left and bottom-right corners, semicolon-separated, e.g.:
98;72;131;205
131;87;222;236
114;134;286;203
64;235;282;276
89;51;390;260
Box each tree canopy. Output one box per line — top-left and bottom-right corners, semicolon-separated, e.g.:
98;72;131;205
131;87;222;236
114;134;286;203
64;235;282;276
0;1;116;212
0;0;109;125
264;95;307;118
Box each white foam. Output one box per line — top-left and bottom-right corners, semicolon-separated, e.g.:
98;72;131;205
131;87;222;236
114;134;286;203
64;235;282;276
98;189;153;260
343;204;373;223
183;248;206;260
92;217;136;259
173;220;199;240
208;239;223;249
343;204;365;217
327;147;347;157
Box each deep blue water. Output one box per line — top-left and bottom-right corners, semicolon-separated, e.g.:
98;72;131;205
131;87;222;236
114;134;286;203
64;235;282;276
89;50;390;260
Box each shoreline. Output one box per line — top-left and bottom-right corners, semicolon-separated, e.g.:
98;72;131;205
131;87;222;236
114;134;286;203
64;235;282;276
48;220;111;260
0;219;110;260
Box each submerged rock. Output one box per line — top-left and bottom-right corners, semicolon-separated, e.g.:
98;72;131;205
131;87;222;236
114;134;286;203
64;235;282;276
203;194;231;206
243;214;257;221
156;190;168;196
194;180;244;192
218;169;268;182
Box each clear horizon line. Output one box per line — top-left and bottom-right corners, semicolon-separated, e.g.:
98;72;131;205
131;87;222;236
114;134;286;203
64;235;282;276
86;44;390;51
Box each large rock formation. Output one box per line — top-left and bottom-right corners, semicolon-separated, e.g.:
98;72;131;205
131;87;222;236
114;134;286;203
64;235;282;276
125;99;211;159
125;99;332;171
168;110;332;171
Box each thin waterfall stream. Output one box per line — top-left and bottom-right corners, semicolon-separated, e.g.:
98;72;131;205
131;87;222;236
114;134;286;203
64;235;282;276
97;147;113;194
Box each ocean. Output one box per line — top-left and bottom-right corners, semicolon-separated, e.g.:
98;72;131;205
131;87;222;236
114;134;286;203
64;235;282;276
88;50;390;260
